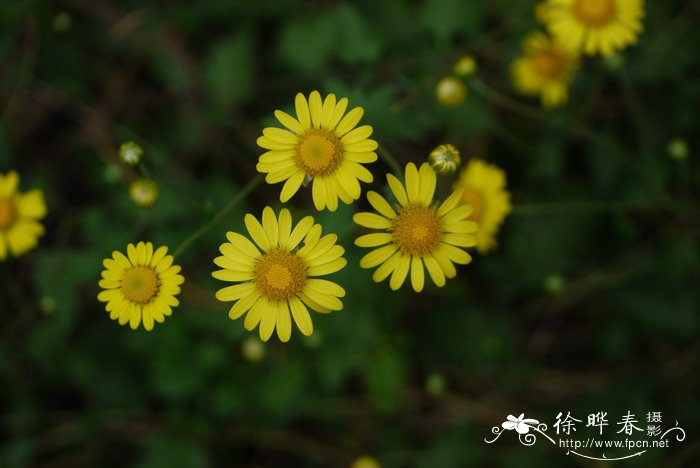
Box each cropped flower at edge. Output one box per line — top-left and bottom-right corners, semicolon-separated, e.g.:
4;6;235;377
213;207;347;342
256;91;377;212
454;159;512;254
512;31;580;108
0;171;47;261
353;163;478;292
98;242;184;331
542;0;645;57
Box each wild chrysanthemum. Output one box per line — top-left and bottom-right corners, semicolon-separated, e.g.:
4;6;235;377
256;91;377;212
353;163;477;292
511;31;580;108
454;160;512;254
542;0;645;57
0;171;47;261
98;242;184;331
213;207;346;342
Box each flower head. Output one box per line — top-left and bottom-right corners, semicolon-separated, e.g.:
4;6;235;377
256;91;377;212
119;141;143;166
454;159;512;254
428;144;461;175
454;55;477;77
129;179;159;207
353;163;477;292
542;0;645;57
0;171;47;261
213;207;346;342
512;31;580;108
435;76;467;108
98;242;184;330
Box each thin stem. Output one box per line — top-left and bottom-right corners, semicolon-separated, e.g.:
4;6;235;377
377;145;402;177
172;174;263;259
470;77;548;123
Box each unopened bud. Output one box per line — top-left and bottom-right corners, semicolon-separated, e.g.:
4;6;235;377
454;55;477;77
436;76;467;108
667;138;688;161
119;141;144;166
241;336;266;362
129;179;158;208
428;144;461;175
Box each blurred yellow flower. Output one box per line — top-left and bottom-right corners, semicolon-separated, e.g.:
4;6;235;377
256;91;377;212
453;54;477;77
435;76;467;108
542;0;645;56
98;242;184;331
512;31;580;108
129;178;158;207
213;207;346;342
353;163;477;292
454;159;512;254
351;455;382;468
0;171;47;261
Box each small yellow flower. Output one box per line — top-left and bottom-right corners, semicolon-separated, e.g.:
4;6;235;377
0;171;47;261
213;207;347;342
454;160;512;254
353;163;477;292
454;55;477;77
435;76;467;108
511;31;580;108
428;144;461;175
256;91;377;212
98;242;184;331
129;179;159;207
542;0;645;57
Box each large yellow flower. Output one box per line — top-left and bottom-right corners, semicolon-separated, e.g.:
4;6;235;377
98;242;184;331
454;160;512;254
542;0;645;57
512;31;580;108
213;207;347;342
353;163;477;292
256;91;377;212
0;171;46;260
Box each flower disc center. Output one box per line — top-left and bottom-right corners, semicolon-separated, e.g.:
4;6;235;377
532;51;564;79
255;250;306;301
462;189;484;223
122;266;160;304
391;204;442;256
295;130;343;176
0;198;16;230
574;0;615;26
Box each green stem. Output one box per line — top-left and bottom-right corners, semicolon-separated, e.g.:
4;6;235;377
172;174;263;259
377;145;402;177
470;77;548;123
512;200;673;216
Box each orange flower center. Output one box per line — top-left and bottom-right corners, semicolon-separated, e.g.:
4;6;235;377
532;50;564;80
255;249;306;301
391;204;442;256
0;198;17;230
122;266;160;304
573;0;615;26
295;130;343;176
462;189;484;223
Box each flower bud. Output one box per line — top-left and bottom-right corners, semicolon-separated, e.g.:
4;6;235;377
454;54;477;77
667;138;688;161
436;76;467;108
119;141;144;166
425;372;447;396
129;179;158;207
351;455;381;468
544;274;565;294
241;336;266;362
428;144;461;175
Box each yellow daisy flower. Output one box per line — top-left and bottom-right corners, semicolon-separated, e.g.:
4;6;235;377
454;160;512;254
213;207;347;342
542;0;645;57
98;242;184;331
353;163;478;292
511;31;580;108
0;171;47;261
256;91;377;212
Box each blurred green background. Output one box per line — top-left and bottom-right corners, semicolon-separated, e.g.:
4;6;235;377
1;0;699;466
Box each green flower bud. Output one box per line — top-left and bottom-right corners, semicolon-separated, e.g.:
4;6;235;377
119;141;144;166
241;336;266;362
667;138;688;161
428;144;461;175
436;76;467;108
454;55;477;77
129;179;158;208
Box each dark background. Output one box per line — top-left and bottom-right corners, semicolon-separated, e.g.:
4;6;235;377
1;0;699;466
